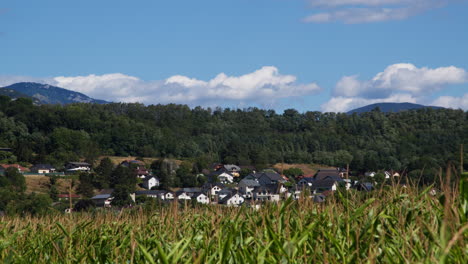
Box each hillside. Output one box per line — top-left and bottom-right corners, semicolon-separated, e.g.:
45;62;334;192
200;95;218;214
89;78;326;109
1;82;108;105
347;102;444;114
0;88;41;104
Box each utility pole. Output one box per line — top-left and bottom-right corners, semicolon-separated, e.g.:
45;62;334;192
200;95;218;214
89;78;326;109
461;144;464;175
346;163;349;180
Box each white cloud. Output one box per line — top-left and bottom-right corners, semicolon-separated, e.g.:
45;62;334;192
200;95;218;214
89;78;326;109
322;63;468;112
322;93;417;112
334;63;467;98
1;67;322;108
304;0;451;23
432;93;468;109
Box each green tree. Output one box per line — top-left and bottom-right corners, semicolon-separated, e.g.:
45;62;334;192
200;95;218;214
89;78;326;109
111;185;134;207
5;167;26;193
283;168;304;181
76;172;95;198
94;157;114;189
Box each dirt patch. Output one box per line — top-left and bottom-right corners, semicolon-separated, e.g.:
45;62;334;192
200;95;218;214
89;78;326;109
25;175;79;194
98;156;182;167
273;163;336;176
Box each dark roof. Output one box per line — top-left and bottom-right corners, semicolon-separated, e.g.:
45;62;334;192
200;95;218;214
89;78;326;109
322;175;344;182
219;192;241;204
192;192;207;198
182;187;202;193
209;170;233;177
143;176;159;182
202;183;225;190
247;171;286;186
67;162;91;166
311;179;337;190
248;172;284;181
314;169;341;181
121;160;145;166
31;164;55;169
223;164;240;171
239;179;260;187
253;184;280;194
298;178;315;184
92;194;111;199
218;188;237;196
175;190;189;196
356;182;373;192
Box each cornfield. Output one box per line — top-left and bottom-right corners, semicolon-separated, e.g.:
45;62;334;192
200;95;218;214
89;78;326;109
1;181;467;263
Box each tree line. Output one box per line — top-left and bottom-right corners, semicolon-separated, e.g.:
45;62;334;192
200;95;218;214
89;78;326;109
0;96;467;184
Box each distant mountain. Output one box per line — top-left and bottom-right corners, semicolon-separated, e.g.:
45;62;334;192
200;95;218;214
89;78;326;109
0;88;42;104
1;82;108;105
347;102;444;114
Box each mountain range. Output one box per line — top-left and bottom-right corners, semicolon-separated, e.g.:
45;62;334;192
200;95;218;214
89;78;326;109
347;102;444;114
0;82;107;105
1;82;445;114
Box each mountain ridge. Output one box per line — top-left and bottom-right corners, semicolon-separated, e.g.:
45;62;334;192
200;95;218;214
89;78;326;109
1;82;108;105
347;102;444;114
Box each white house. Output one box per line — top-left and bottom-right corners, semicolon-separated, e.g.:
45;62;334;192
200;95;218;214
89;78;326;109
220;193;244;206
238;179;260;198
164;192;174;200
217;172;234;184
91;194;114;207
193;193;210;204
30;164;56;174
142;176;160;190
203;183;224;196
175;191;191;200
297;178;314;187
65;162;91;172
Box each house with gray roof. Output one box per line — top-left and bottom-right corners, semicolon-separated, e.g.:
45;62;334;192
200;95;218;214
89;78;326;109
245;171;287;186
238;178;260;198
219;192;244;206
252;184;281;202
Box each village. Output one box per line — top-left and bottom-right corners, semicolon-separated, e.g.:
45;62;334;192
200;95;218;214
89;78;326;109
0;159;402;209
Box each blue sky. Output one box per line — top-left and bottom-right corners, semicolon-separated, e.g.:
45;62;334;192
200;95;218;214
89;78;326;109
1;0;467;112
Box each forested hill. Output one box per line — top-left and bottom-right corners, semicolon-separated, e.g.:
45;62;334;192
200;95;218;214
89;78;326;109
347;102;444;114
0;96;467;183
2;82;108;105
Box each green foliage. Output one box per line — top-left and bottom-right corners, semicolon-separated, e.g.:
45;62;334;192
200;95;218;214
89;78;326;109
5;192;52;216
111;185;134;207
94;157;114;189
4;167;26;193
110;166;136;191
73;199;96;212
76;172;95;198
0;100;465;184
0;186;466;262
49;185;59;201
283;167;304;181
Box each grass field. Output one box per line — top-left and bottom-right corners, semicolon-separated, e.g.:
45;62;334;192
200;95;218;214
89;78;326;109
0;178;466;263
25;175;76;195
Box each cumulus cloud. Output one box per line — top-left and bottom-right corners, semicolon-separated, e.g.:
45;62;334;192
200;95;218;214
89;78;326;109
304;0;451;23
333;63;467;98
322;93;417;112
0;67;322;108
432;93;468;110
322;63;468;112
